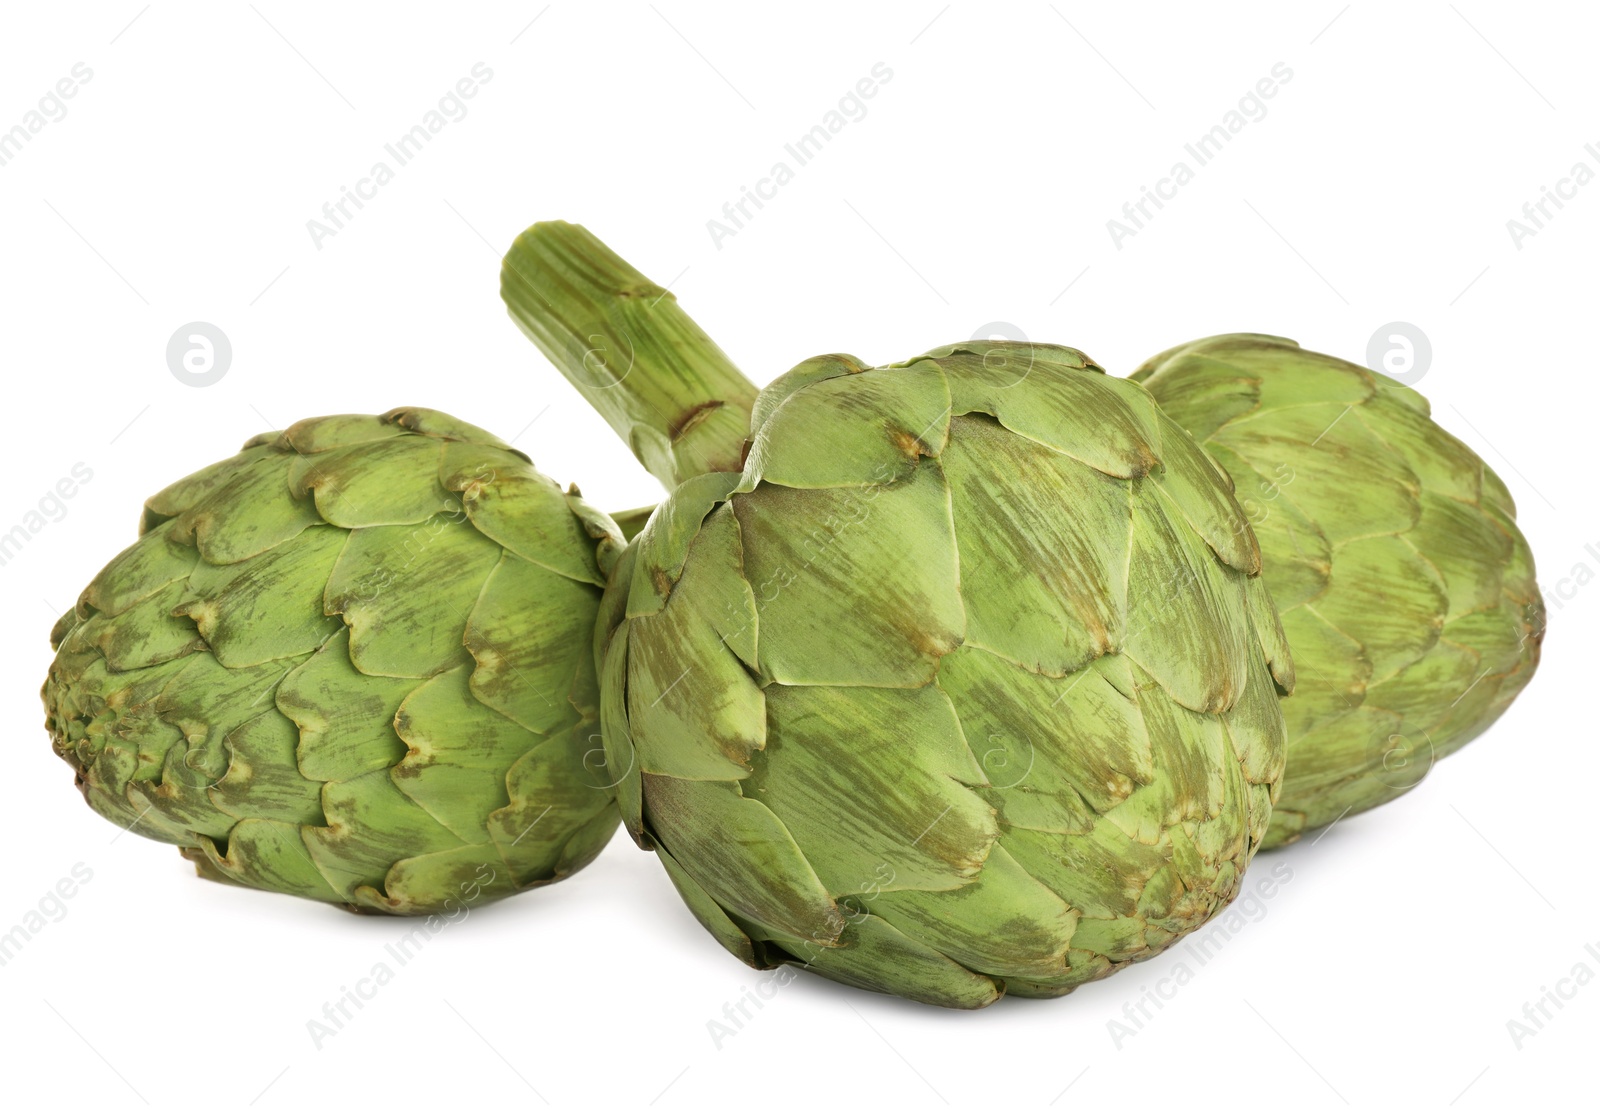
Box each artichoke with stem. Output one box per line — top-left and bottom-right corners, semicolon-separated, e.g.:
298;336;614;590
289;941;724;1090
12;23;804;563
44;408;623;914
1132;334;1543;845
504;223;1293;1007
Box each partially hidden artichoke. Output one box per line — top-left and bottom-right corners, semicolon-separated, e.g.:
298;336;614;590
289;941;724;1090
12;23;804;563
44;408;623;914
1133;334;1543;846
504;223;1294;1008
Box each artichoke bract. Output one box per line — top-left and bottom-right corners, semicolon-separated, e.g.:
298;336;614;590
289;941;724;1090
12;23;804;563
504;224;1294;1008
1132;335;1543;846
43;408;623;914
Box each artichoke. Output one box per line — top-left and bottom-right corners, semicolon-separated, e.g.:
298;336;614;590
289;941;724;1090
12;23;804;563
1132;334;1543;846
43;408;623;914
504;224;1293;1008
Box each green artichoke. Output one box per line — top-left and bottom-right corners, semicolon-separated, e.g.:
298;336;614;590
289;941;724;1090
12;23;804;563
602;349;1296;1008
1132;334;1543;846
504;224;1294;1008
43;408;623;915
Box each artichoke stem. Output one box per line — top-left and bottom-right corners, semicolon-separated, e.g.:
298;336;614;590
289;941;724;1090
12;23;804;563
502;221;757;488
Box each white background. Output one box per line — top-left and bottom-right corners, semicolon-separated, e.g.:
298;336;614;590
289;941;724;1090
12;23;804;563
0;2;1593;1106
